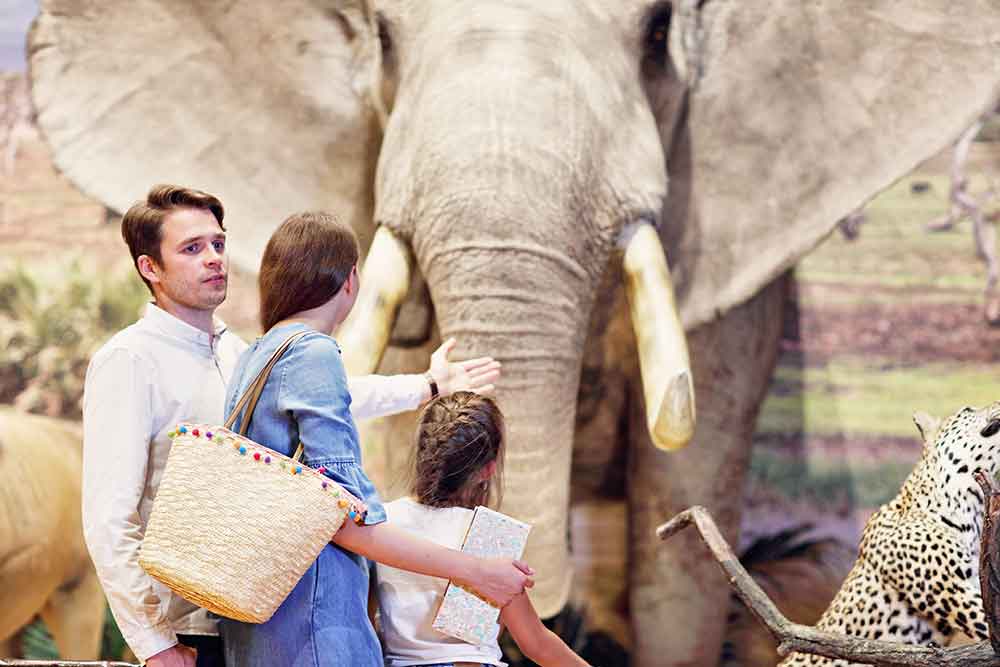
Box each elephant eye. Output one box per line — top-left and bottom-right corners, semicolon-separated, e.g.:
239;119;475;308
982;418;1000;438
643;2;673;67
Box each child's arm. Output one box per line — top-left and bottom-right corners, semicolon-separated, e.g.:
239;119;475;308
333;519;533;607
500;592;592;667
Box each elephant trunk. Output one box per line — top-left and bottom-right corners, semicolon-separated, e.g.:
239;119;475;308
336;212;593;614
424;237;592;617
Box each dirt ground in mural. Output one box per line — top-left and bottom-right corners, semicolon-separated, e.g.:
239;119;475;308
789;293;1000;364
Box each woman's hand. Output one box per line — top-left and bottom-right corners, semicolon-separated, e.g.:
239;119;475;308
426;337;501;397
334;521;533;606
459;557;535;607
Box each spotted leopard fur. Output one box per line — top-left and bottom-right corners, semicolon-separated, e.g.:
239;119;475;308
778;403;1000;666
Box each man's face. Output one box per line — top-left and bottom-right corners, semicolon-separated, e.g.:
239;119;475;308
142;207;228;314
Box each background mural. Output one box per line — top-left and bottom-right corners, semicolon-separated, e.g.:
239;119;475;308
2;2;1000;665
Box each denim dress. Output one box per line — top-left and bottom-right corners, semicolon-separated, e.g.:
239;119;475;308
219;324;386;667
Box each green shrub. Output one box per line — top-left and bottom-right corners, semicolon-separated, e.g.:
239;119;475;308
20;607;132;662
0;259;148;418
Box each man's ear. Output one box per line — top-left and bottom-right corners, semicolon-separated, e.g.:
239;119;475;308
136;255;161;285
345;264;359;293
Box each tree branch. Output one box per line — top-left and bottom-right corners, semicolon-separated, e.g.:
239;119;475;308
656;506;1000;666
922;106;1000;323
976;470;1000;655
926;119;985;233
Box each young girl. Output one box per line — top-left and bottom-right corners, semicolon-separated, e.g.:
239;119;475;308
376;392;592;667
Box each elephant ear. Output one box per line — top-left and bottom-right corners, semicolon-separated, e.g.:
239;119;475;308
663;0;1000;328
28;0;382;271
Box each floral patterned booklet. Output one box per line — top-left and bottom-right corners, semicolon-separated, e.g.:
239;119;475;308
432;505;532;645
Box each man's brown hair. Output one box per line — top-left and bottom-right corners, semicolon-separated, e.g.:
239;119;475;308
121;184;225;294
258;211;359;332
410;392;506;510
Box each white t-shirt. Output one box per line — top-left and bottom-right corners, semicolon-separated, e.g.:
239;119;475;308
377;497;506;667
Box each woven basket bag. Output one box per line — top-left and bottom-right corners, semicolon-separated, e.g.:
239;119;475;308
139;331;366;623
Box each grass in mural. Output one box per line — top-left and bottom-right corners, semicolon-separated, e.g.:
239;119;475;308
749;449;914;509
20;607;129;661
797;172;996;293
757;360;1000;438
795;284;983;307
794;270;984;291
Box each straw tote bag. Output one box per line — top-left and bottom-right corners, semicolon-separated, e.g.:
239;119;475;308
139;331;367;623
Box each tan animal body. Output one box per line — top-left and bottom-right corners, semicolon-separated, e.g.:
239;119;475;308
779;404;1000;666
0;408;104;659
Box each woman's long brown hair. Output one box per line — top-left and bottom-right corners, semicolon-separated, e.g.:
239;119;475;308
258;211;358;332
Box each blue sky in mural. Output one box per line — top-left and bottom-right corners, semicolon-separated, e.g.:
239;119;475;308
0;0;37;71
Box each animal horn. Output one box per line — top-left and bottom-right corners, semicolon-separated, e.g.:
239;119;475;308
622;221;696;451
336;225;413;375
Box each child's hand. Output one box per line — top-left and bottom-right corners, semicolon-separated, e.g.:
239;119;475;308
468;557;535;606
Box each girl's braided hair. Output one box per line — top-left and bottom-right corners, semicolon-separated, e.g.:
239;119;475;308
411;391;505;510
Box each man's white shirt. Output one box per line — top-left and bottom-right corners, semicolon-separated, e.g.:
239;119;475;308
82;303;427;661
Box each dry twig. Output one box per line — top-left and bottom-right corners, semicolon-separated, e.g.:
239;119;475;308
924;107;1000;323
657;505;1000;666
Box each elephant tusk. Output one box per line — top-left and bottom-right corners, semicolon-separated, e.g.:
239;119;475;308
336;225;413;375
622;221;696;451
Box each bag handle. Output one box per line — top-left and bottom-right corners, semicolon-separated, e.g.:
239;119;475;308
224;331;311;441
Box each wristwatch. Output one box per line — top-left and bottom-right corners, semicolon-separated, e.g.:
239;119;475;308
424;372;439;399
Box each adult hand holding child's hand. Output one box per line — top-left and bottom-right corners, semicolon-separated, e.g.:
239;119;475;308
467;557;536;607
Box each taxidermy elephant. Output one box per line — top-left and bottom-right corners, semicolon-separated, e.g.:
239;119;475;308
0;408;104;659
27;1;1000;664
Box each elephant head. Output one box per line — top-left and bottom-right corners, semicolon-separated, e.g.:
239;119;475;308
28;0;1000;658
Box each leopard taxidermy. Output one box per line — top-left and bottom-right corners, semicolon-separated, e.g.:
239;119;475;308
778;403;1000;666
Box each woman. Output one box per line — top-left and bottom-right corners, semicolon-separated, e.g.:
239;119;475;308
220;211;532;666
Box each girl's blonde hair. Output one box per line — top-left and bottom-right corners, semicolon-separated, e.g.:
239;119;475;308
411;391;505;509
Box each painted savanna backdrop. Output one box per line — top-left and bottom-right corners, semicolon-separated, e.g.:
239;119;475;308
3;10;1000;667
4;68;1000;665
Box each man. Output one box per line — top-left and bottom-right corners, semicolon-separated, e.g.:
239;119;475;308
82;185;501;667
